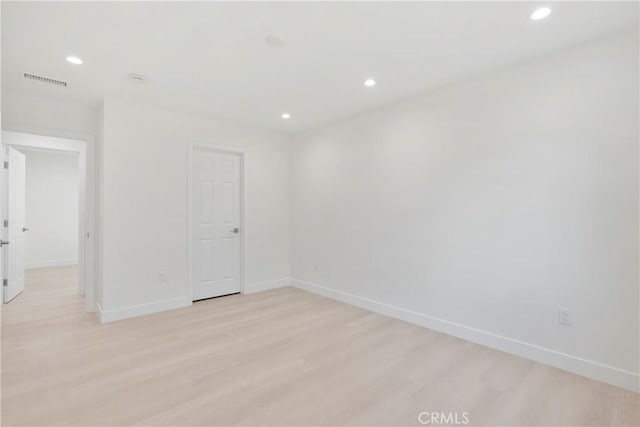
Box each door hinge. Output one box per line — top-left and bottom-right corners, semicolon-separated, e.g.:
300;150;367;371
3;220;7;228
3;279;7;287
3;161;8;169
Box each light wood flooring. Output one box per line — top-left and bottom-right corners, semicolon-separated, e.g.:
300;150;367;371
1;266;638;426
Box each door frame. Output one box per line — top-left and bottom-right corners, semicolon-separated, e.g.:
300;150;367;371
187;144;246;302
1;125;96;313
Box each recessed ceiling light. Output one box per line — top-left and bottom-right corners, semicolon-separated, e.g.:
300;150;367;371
66;56;83;65
281;113;291;119
531;7;551;21
364;78;376;87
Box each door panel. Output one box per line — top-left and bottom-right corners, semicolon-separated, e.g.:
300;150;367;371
4;147;25;303
200;181;214;223
192;148;241;300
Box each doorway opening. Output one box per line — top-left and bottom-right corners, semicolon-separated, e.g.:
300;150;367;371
1;131;95;312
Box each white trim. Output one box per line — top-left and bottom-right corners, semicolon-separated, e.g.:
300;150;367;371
291;278;640;393
25;260;78;269
1;126;97;313
97;297;192;323
187;144;246;302
243;277;290;294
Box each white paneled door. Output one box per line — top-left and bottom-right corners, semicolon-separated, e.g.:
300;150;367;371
192;148;241;301
4;147;26;303
0;147;4;301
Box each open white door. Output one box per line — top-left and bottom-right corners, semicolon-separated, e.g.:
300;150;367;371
0;146;5;300
192;148;241;300
3;147;26;303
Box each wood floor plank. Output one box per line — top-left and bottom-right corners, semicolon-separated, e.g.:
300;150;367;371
2;266;638;426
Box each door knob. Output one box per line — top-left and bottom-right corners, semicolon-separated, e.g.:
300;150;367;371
0;240;9;247
231;227;239;234
22;227;29;232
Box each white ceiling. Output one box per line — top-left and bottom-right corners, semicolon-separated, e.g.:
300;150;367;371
2;1;638;134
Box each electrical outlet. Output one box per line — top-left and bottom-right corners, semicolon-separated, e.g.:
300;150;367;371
558;308;570;325
159;272;167;284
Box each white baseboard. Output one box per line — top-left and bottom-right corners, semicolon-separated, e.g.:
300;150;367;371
244;277;290;294
97;297;192;324
25;260;78;269
96;276;290;323
291;278;639;393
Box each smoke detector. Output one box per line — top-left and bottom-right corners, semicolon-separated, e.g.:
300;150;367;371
23;73;67;87
265;35;285;48
128;73;146;83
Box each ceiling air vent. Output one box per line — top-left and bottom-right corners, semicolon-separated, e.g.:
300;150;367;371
23;73;68;87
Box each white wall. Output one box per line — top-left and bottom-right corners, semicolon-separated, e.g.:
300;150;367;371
2;90;98;136
99;98;290;318
21;148;79;268
291;30;639;390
